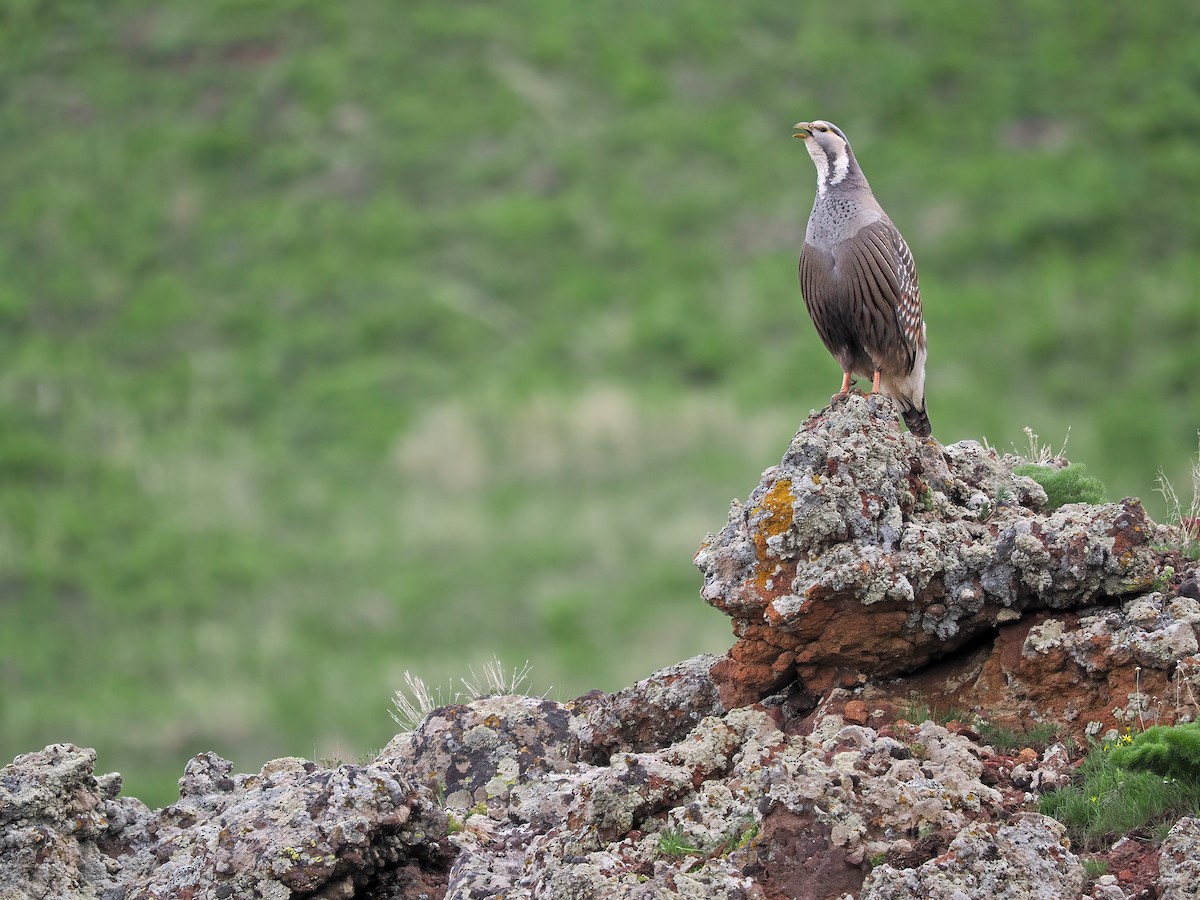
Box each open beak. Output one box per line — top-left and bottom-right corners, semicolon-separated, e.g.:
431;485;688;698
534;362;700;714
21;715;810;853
792;121;812;139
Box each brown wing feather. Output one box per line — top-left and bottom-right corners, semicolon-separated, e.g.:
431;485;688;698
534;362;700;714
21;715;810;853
844;220;924;373
848;232;901;357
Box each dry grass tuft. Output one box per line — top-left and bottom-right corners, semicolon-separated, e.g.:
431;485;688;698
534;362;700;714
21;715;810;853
391;657;537;732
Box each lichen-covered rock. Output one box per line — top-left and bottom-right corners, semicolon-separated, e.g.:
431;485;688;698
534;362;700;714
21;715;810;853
439;700;1021;900
1159;816;1200;899
859;813;1084;900
695;394;1164;720
6;666;1195;898
124;755;451;899
0;743;142;900
1030;592;1200;675
1086;873;1130;900
575;654;726;759
381;654;725;816
0;743;452;900
383;693;579;811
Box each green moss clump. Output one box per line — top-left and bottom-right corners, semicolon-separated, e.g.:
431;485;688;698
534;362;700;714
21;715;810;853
1014;463;1106;509
1107;722;1200;782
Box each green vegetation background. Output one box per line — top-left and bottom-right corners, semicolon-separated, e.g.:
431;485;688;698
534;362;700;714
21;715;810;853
2;2;1198;807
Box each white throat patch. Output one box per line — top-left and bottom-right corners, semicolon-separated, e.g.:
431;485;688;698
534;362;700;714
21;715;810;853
807;141;849;195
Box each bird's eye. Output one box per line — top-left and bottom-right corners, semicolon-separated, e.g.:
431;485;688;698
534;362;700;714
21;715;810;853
817;125;829;132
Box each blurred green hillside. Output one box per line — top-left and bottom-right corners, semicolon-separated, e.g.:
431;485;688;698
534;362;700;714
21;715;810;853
1;2;1198;807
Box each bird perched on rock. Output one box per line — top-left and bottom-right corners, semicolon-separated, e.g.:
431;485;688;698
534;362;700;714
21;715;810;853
792;120;931;437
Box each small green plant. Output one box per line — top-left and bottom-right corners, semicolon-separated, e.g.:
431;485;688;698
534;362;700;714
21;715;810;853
868;851;888;868
1014;462;1106;509
316;747;379;768
1026;721;1062;747
714;818;760;856
899;691;930;724
1081;856;1109;880
916;480;936;512
1150;565;1175;592
898;691;973;727
974;484;1013;523
1151;819;1178;843
905;740;931;761
656;827;702;858
1040;723;1200;850
978;720;1061;753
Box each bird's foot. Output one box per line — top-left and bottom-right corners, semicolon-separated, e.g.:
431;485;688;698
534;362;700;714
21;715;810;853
830;373;856;405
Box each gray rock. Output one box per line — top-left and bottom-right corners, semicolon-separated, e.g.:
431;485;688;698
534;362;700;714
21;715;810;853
1159;816;1200;899
860;813;1084;900
127;755;451;898
1086;873;1130;900
0;743;451;900
381;654;725;815
576;654;725;759
383;693;579;810
0;743;139;900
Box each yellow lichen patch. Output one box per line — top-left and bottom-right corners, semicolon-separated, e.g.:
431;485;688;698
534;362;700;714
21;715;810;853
751;479;796;590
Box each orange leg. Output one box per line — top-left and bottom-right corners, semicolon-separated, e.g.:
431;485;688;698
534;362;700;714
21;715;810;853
830;372;853;404
870;370;881;394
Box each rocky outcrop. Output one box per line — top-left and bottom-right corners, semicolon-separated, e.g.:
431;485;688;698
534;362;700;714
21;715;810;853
4;395;1199;898
0;679;1085;900
695;394;1180;742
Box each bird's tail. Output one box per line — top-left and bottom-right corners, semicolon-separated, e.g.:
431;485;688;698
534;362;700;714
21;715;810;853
902;405;932;438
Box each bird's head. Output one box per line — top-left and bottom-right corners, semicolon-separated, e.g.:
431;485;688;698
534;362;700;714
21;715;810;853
792;120;855;194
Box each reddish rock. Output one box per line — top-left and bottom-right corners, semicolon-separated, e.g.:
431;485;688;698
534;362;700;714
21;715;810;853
842;700;869;725
746;808;865;900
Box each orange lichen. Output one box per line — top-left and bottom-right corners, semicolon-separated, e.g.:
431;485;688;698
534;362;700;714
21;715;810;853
751;479;796;590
